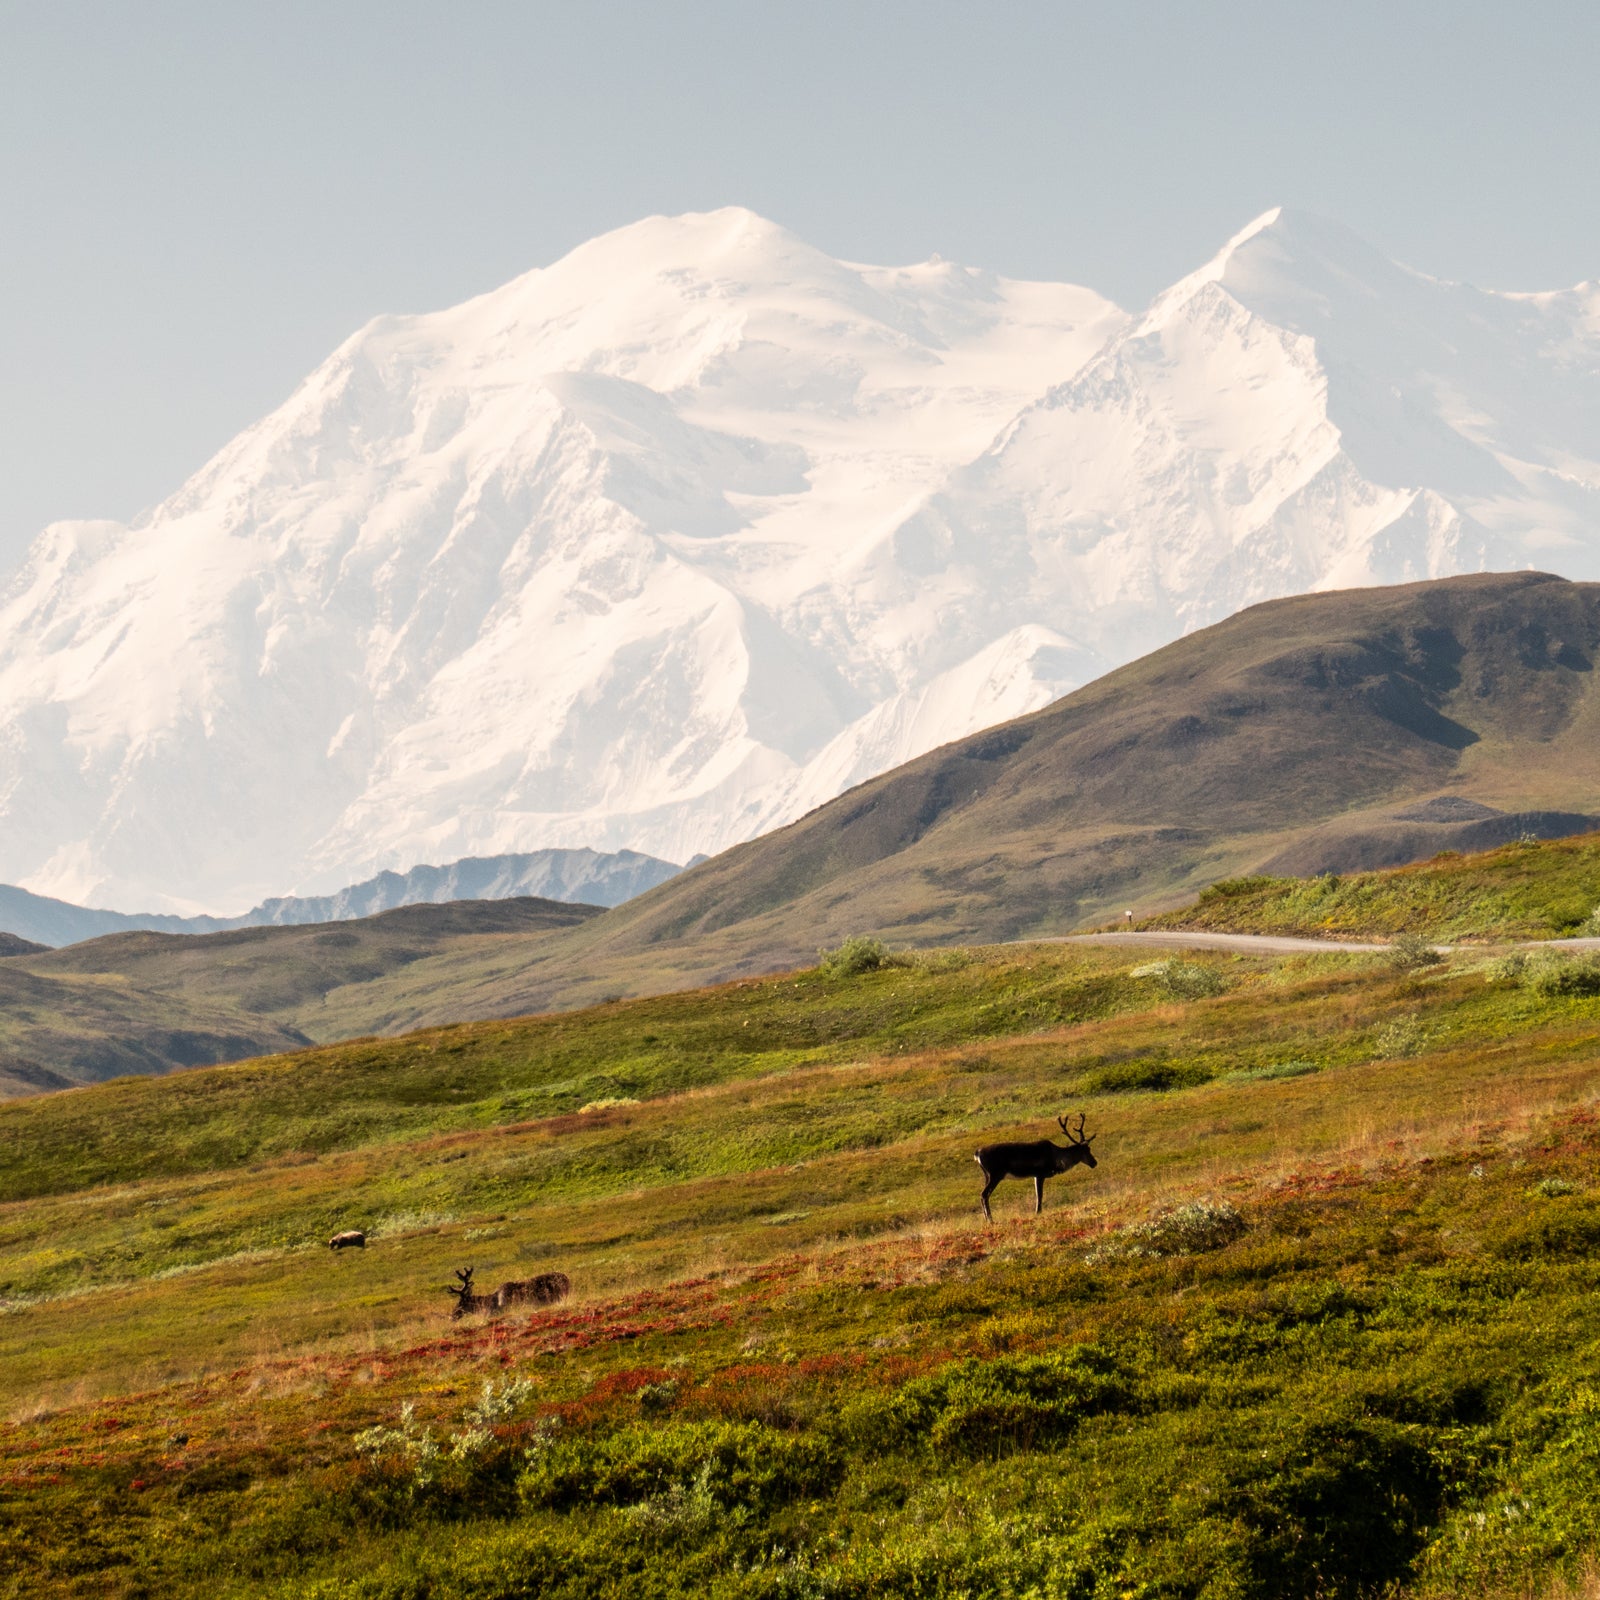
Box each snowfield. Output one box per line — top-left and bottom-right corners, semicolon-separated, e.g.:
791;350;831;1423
1;205;1596;913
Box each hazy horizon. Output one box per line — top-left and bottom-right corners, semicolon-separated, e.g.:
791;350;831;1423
3;0;1598;574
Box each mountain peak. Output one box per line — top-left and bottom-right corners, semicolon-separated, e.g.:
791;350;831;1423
1212;205;1287;261
1;208;1597;913
519;205;825;297
1143;206;1413;330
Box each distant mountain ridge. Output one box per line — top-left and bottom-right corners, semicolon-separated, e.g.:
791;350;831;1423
1;208;1597;913
0;847;678;948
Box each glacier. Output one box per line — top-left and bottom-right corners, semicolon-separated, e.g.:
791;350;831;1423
1;205;1596;914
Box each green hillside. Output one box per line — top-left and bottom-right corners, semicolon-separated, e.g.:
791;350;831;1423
0;963;310;1098
0;898;601;1096
4;935;1600;1596
1140;830;1600;942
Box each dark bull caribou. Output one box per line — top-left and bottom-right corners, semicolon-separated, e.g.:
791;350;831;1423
975;1113;1097;1220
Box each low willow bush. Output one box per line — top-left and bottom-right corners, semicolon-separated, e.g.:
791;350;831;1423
1388;933;1446;972
350;1378;539;1510
1129;958;1228;1000
1085;1057;1214;1093
1486;950;1529;983
1479;951;1600;996
518;1419;842;1515
1532;1177;1579;1198
1495;1201;1600;1262
1198;875;1285;902
828;1347;1132;1460
1227;1058;1320;1082
1373;1017;1429;1059
817;936;897;977
1087;1199;1248;1264
1530;955;1600;998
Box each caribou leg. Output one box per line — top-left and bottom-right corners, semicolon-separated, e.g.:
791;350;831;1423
1034;1174;1046;1214
977;1160;1000;1221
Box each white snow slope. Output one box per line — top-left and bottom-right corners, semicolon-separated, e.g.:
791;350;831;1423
2;206;1598;914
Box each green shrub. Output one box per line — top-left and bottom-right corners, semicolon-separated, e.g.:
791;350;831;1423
1531;1177;1578;1198
1129;958;1228;999
1199;876;1284;902
1388;933;1444;972
636;1379;679;1415
905;946;972;973
830;1347;1130;1459
1544;896;1596;933
1530;956;1600;997
817;936;894;977
1422;1382;1600;1593
1228;1059;1320;1082
1085;1058;1214;1093
1214;1413;1446;1599
350;1382;538;1511
1372;1017;1428;1059
1088;1199;1248;1263
1494;1202;1600;1261
518;1419;841;1514
1485;951;1528;984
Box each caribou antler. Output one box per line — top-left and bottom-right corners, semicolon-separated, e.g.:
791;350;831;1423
445;1265;495;1319
1058;1112;1091;1145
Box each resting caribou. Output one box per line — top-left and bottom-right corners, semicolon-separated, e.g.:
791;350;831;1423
445;1267;495;1318
975;1113;1097;1221
494;1272;570;1312
445;1266;571;1319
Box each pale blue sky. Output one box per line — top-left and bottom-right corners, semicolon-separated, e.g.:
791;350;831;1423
2;0;1597;572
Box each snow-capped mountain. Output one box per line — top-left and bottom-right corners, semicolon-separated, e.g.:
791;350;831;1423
2;206;1597;914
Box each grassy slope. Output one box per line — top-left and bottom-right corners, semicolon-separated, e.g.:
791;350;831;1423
1141;831;1600;941
0;899;602;1094
0;963;311;1097
3;940;1600;1595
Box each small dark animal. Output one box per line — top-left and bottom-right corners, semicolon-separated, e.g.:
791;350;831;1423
328;1230;366;1250
446;1266;571;1319
975;1113;1097;1221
